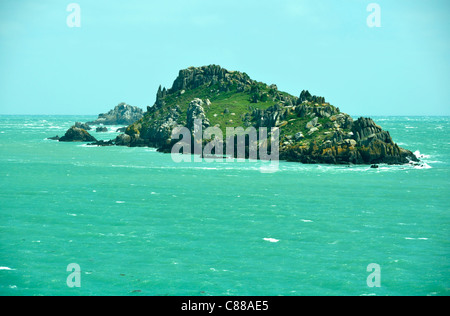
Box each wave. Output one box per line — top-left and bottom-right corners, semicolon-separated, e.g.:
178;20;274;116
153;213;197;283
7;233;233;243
413;150;430;159
413;163;432;169
0;267;15;271
78;144;99;148
263;238;279;243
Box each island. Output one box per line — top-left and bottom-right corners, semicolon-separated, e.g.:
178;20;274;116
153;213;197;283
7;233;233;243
54;65;419;165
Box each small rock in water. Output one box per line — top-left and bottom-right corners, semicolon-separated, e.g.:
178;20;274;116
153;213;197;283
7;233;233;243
96;127;108;132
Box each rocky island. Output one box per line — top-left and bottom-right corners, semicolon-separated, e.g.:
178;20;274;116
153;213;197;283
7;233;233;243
48;103;143;142
87;102;144;125
59;125;97;142
56;65;419;165
108;65;418;165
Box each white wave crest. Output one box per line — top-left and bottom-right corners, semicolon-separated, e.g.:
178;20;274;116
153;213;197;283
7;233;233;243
413;150;430;159
0;267;15;271
263;238;279;243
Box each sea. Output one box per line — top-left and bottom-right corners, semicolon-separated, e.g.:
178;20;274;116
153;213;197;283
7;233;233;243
0;115;448;296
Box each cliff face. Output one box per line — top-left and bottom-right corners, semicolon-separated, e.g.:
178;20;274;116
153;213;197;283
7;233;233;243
113;65;418;165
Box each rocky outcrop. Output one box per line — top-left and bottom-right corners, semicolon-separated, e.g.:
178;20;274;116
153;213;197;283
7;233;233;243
187;98;210;131
280;117;418;164
75;122;91;130
253;104;288;128
351;117;416;164
88;103;144;125
96;127;108;132
169;65;254;94
298;90;325;104
59;126;97;142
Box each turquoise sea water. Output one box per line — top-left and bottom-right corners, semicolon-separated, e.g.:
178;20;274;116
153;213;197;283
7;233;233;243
0;115;449;296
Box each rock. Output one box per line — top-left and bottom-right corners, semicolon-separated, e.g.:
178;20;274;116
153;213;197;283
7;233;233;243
88;103;144;125
344;139;357;147
96;127;108;132
116;127;127;133
371;164;379;169
294;132;304;140
352;117;391;146
307;127;319;135
47;135;60;141
115;133;132;146
253;104;286;128
187;98;210;131
88;140;114;146
306;117;319;129
59;126;97;142
169;65;255;94
75;122;91;130
298;90;325;104
350;117;418;164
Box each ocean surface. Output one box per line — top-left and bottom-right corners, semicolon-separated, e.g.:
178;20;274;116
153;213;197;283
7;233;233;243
0;115;449;296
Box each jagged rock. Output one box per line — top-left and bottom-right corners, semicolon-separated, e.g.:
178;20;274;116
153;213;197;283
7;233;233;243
96;127;108;132
169;65;254;93
306;117;319;129
88;140;114;146
59;126;97;142
115;133;131;146
298;90;326;104
75;122;91;130
187;98;210;131
330;113;353;129
295;103;338;119
47;135;60;141
88;103;144;125
253;104;286;128
352;117;391;145
116;127;127;133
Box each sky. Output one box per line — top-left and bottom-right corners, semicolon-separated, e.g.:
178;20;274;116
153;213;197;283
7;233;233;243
0;0;449;115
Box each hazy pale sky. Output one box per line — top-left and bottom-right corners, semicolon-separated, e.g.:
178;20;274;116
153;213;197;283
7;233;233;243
0;0;449;115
